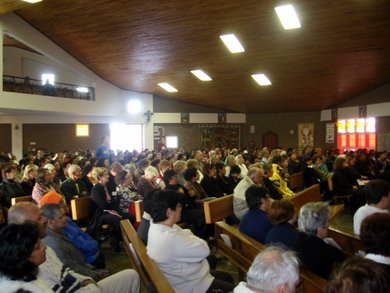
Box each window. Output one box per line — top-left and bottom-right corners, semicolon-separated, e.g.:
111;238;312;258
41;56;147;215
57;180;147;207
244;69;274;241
337;118;376;150
41;73;55;85
110;124;143;152
166;136;178;148
76;124;89;137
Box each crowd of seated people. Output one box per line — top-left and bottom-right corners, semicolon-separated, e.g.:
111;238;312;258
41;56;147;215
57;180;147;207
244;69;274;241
0;146;389;291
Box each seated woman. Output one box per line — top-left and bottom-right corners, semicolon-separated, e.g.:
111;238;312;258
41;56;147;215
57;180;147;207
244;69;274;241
184;167;209;206
136;166;161;197
0;223;52;293
215;162;235;195
265;199;297;248
0;164;26;208
326;256;390;293
20;163;39;195
147;189;234;293
239;185;273;243
360;212;390;276
332;155;365;213
270;156;294;197
292;202;344;279
201;164;224;198
90;167;133;251
32;168;57;204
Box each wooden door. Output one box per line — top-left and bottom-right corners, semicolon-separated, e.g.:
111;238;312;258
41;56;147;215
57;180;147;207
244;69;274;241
262;131;278;150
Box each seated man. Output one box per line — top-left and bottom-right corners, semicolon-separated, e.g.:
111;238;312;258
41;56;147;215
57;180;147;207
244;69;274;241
7;202;140;293
233;167;264;220
353;179;389;235
234;246;300;293
41;203;105;281
39;191;104;268
239;185;273;244
60;164;89;204
147;189;234;293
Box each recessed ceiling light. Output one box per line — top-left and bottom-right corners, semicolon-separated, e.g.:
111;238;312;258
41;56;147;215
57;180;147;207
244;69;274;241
275;4;301;30
220;34;245;53
158;82;178;93
23;0;42;3
251;74;272;86
191;70;212;81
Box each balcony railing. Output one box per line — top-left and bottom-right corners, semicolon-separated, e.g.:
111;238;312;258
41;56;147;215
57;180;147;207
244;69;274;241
2;75;95;101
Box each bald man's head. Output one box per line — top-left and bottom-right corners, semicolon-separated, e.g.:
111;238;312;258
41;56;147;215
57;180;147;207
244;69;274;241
8;202;48;238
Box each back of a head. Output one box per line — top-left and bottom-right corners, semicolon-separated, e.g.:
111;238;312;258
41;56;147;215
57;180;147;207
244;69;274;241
229;164;241;175
163;169;177;186
326;256;390;293
0;223;40;281
360;212;390;257
183;167;198;181
268;199;295;225
41;203;62;220
245;185;269;210
247;246;299;293
8;202;38;225
363;179;390;205
149;189;181;223
67;164;81;179
298;202;331;236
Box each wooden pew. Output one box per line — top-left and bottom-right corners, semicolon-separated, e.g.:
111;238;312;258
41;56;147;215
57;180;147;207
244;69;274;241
290;184;321;214
70;196;109;230
288;172;304;191
327;226;364;257
203;194;233;224
134;200;144;223
11;195;33;205
215;221;327;293
120;219;175;293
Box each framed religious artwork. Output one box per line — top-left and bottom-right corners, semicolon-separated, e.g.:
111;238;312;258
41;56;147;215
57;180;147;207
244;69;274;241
298;123;314;147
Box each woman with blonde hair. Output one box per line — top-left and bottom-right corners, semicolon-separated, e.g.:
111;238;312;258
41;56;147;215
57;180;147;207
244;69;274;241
21;164;39;195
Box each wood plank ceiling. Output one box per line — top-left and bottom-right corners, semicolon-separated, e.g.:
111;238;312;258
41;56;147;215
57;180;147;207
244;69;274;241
3;0;390;113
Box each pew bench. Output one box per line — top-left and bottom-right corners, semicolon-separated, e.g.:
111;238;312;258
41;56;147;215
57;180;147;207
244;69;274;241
215;221;327;293
11;195;33;205
327;226;364;257
120;219;175;293
288;171;305;191
70;196;109;230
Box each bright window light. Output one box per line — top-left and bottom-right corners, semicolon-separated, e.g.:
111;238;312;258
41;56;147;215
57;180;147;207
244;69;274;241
166;136;178;148
23;0;42;3
251;74;272;86
76;87;89;93
220;34;245;53
41;73;55;85
127;99;143;114
366;118;376;133
110;124;143;152
158;83;178;93
191;70;212;81
76;124;89;137
275;4;301;30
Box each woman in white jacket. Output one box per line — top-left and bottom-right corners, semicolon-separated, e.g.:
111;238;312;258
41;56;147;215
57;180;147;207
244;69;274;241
147;189;234;293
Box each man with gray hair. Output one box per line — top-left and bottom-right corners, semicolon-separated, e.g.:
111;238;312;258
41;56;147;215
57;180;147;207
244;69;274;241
234;246;300;293
60;164;89;203
233;167;265;220
292;201;344;279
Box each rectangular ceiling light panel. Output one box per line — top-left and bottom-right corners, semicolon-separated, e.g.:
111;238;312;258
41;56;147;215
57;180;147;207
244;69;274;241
191;70;212;81
158;82;178;92
252;74;272;86
275;4;301;30
220;34;245;53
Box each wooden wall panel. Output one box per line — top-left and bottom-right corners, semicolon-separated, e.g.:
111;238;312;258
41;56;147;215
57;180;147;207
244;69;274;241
22;124;109;154
0;124;12;153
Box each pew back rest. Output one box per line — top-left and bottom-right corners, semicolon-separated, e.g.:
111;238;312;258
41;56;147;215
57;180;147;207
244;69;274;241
120;219;175;293
11;195;33;206
204;195;233;224
70;196;91;222
327;226;364;257
288;172;305;191
290;184;321;214
215;221;326;293
134;200;144;223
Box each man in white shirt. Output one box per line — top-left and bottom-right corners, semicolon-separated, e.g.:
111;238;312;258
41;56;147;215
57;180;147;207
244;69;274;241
353;179;390;235
233;167;264;220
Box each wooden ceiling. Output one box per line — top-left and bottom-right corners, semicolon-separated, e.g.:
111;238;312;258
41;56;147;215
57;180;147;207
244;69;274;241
4;0;390;113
